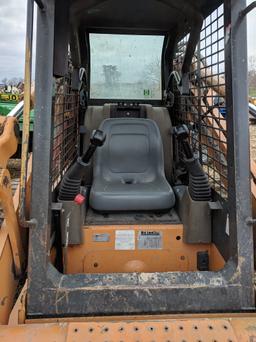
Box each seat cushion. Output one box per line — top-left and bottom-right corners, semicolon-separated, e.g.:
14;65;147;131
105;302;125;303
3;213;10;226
90;178;175;211
89;118;175;211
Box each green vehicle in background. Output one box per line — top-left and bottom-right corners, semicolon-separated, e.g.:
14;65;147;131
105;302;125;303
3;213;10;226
0;93;34;155
0;92;34;132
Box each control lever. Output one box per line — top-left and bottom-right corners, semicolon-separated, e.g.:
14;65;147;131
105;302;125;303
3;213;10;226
58;129;106;201
173;124;193;159
173;124;211;201
82;129;106;164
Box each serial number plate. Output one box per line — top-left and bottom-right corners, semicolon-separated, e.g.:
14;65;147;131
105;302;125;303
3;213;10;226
137;231;163;249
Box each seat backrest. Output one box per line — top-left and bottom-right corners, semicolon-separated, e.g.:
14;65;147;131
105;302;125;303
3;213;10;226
94;118;166;184
145;105;173;182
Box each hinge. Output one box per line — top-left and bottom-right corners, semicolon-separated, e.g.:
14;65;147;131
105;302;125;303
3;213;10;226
246;217;256;225
20;218;37;229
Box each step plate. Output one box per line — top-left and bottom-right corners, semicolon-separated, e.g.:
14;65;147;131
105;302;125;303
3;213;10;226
1;317;256;341
67;319;237;342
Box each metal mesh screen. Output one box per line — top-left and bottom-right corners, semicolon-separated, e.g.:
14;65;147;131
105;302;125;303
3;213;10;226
173;5;227;199
52;74;79;188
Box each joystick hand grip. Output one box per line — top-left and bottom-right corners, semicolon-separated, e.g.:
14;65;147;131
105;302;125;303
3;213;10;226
82;129;106;164
90;129;106;147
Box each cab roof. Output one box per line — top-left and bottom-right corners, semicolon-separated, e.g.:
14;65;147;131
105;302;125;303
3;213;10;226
70;0;223;32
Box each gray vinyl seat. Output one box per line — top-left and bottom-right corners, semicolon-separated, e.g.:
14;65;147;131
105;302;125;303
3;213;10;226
89;118;175;211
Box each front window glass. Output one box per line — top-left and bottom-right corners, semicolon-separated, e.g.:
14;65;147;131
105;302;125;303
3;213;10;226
89;33;164;100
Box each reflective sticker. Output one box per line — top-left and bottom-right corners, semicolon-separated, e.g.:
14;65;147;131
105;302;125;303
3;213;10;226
115;230;135;250
138;231;162;249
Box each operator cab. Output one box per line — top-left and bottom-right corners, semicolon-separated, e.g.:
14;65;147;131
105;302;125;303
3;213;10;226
55;29;225;275
84;33;175;213
26;0;253;319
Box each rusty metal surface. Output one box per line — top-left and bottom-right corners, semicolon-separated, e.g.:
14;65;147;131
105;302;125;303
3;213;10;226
7;283;256;340
0;236;18;325
0;155;31;325
0;168;24;275
0;166;26;324
1;317;256;341
0;113;23;325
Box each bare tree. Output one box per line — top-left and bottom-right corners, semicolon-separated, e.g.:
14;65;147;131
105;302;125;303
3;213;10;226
102;65;121;85
249;56;256;71
248;56;256;92
142;58;161;85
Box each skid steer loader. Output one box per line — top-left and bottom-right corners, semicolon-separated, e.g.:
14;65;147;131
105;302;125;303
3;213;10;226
1;0;256;340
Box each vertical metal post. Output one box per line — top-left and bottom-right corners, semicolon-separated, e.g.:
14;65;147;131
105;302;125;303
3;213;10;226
19;0;34;224
225;0;254;307
29;0;55;269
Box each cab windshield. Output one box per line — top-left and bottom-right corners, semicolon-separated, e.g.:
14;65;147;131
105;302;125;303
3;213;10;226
89;33;165;100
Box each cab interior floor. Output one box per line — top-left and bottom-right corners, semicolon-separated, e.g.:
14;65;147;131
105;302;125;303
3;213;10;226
85;207;181;226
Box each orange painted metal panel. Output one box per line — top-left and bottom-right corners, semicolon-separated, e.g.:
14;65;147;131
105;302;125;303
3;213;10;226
0;168;24;274
66;225;225;274
0;116;18;169
0;237;18;324
0;323;67;342
1;317;256;341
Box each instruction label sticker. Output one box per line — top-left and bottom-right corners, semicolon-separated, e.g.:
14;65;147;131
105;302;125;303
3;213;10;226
93;233;110;242
115;230;135;250
138;231;162;250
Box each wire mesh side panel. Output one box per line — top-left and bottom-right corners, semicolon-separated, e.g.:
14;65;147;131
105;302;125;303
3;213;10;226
52;75;79;188
173;5;227;199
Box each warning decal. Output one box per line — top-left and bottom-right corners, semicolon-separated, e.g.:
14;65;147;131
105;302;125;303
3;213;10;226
138;231;163;250
115;230;135;250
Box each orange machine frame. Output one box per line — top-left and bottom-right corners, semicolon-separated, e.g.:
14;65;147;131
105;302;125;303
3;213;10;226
66;225;225;274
